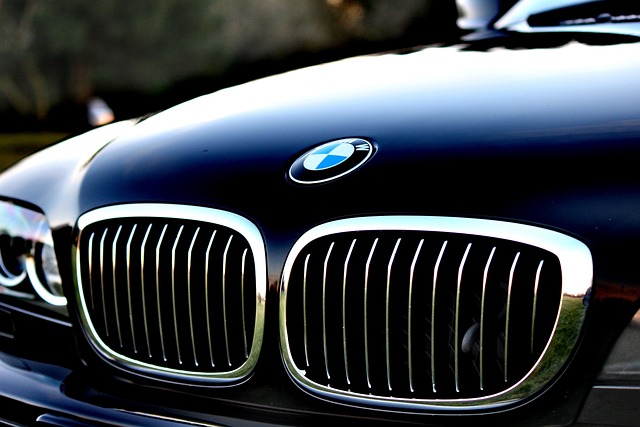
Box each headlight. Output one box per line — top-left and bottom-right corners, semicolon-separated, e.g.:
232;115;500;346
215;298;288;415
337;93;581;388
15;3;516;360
0;200;66;315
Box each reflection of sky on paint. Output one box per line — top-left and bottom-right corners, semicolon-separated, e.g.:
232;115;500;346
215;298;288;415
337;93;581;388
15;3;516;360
0;354;72;399
121;40;640;142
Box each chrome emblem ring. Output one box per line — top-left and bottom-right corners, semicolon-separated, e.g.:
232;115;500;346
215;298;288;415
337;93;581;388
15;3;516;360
288;138;374;184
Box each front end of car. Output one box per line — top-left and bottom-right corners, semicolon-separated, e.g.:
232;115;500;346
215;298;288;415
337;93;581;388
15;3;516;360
1;1;640;426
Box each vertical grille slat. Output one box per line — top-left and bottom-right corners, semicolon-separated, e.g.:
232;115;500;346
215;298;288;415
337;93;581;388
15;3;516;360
140;224;153;359
505;252;520;383
126;224;137;354
532;260;543;353
112;225;123;348
156;224;168;362
76;204;266;383
222;235;233;368
99;229;108;337
281;216;591;410
205;230;217;368
385;238;401;392
88;233;95;310
455;243;472;393
171;225;184;366
480;247;496;391
187;227;200;367
343;239;357;386
303;253;310;368
364;238;378;390
407;238;424;393
431;240;447;394
241;248;249;359
322;242;334;381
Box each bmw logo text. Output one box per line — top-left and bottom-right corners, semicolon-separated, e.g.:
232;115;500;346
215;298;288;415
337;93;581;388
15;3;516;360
288;138;374;184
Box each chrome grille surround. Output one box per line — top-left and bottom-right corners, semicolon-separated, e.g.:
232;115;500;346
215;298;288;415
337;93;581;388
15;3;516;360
280;216;592;411
75;204;266;383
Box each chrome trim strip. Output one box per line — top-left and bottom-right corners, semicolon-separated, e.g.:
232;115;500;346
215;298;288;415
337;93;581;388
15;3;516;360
432;240;448;393
113;410;222;427
592;385;640;391
280;215;593;411
408;239;424;393
76;204;267;383
0;300;72;327
386;238;401;391
455;243;472;393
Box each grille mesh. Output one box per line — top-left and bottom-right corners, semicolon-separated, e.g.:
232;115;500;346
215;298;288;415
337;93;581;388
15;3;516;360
76;205;265;381
280;217;585;408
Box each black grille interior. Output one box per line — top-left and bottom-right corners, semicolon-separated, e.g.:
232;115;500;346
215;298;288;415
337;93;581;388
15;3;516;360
77;217;257;375
283;230;562;400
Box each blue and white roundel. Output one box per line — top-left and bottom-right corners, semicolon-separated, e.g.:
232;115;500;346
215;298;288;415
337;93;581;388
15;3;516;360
302;142;355;171
289;138;374;184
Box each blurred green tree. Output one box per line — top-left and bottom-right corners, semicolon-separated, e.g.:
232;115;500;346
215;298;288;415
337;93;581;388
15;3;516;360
0;0;451;129
0;0;49;121
0;0;224;124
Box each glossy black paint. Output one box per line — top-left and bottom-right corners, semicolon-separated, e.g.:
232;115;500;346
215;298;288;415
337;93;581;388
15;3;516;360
78;37;640;287
0;29;640;426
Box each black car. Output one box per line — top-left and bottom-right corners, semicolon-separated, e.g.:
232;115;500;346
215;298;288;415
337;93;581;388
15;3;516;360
1;1;640;425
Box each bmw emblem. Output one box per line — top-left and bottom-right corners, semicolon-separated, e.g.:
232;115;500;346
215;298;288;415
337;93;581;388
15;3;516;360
289;138;374;184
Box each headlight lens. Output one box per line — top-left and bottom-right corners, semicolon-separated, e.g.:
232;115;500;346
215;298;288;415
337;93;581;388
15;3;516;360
0;200;66;313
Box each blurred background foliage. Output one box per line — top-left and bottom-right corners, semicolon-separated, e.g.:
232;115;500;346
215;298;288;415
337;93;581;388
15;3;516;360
0;0;460;169
0;0;460;131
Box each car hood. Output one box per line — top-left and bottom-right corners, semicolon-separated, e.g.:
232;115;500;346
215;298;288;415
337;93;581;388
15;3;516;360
3;38;640;282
